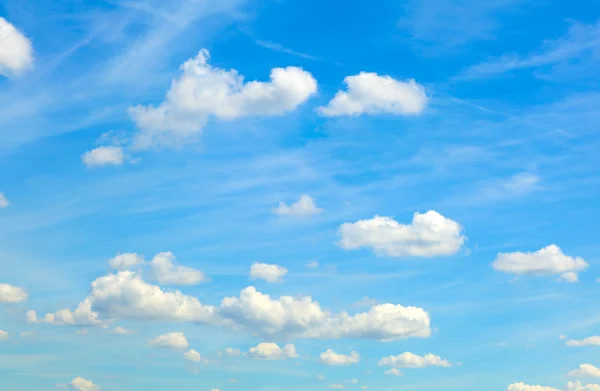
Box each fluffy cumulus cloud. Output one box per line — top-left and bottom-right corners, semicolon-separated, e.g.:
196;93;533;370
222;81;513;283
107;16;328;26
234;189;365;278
385;368;403;376
0;283;28;303
320;349;360;365
112;326;135;335
338;211;465;257
0;193;9;208
249;262;288;283
492;245;588;282
566;336;600;347
318;72;427;117
569;364;600;378
30;271;431;340
27;298;103;326
108;253;144;271
129;49;317;149
378;352;452;368
248;342;298;360
273;195;323;216
222;347;241;357
183;349;202;362
81;146;124;167
567;381;600;391
148;332;190;350
70;377;100;391
0;18;33;77
148;252;207;286
507;383;561;391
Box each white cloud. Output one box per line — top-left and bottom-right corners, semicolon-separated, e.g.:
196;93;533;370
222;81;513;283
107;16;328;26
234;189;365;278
0;283;28;303
148;332;189;350
506;383;561;391
27;298;104;326
350;379;358;384
567;381;600;391
0;18;33;77
492;245;588;281
69;377;100;391
378;352;452;368
81;146;124;167
362;386;368;390
248;342;297;360
569;364;600;378
108;253;144;271
184;349;202;362
559;272;580;283
223;347;241;357
306;260;319;268
249;262;288;283
20;331;34;338
317;374;326;381
329;384;345;389
338;211;465;257
211;388;222;391
273;195;323;216
129;49;317;149
0;193;9;208
320;349;360;365
149;252;207;286
112;326;135;335
566;336;600;347
385;368;403;376
0;330;8;341
33;271;431;341
318;72;427;117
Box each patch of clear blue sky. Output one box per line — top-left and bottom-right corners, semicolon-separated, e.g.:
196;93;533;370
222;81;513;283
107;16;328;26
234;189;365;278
1;0;600;390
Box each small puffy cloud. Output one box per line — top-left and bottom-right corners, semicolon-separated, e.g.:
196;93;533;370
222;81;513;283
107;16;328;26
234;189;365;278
0;330;8;341
320;349;360;365
148;332;189;350
248;342;297;360
378;352;452;368
27;299;103;326
149;252;207;286
506;383;561;391
567;381;600;391
211;388;222;391
338;211;465;257
0;18;33;77
0;283;28;303
112;326;135;335
559;272;580;283
385;368;402;376
569;364;600;378
81;146;124;167
108;253;144;271
129;49;317;149
184;349;202;362
318;72;427;117
69;377;100;391
274;195;323;217
0;193;9;208
566;336;600;347
249;262;288;283
317;374;326;380
492;245;588;282
222;347;241;357
329;384;345;389
306;260;319;268
350;379;358;384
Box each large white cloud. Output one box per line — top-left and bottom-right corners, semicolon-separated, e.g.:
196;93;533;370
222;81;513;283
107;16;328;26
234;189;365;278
378;352;451;368
567;381;600;391
492;245;588;282
149;252;207;286
338;211;465;257
566;336;600;347
248;342;298;360
249;262;288;283
30;271;431;341
0;283;28;303
319;349;360;365
273;195;323;217
0;18;33;77
318;72;427;117
507;383;561;391
569;364;600;378
70;377;100;391
149;332;190;350
129;49;317;149
0;193;9;208
81;146;124;167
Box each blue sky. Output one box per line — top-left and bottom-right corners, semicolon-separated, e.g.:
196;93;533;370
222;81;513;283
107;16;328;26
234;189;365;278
1;1;600;390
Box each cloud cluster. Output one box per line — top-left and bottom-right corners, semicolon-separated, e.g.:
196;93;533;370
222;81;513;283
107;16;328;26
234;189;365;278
69;377;100;391
492;245;588;282
248;342;298;360
129;49;318;149
378;352;451;368
320;349;360;365
0;18;33;77
338;211;465;257
569;364;600;378
318;72;427;117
